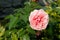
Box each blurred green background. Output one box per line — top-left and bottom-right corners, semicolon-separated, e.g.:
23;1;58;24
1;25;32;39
0;0;60;40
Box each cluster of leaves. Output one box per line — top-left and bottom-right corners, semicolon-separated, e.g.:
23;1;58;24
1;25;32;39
0;0;60;40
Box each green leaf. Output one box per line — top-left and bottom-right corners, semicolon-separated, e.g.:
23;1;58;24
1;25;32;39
4;30;11;37
47;26;53;37
58;35;60;39
57;0;60;6
26;25;35;34
20;34;30;40
0;37;3;40
8;15;19;29
5;37;7;40
22;34;30;40
17;28;26;37
11;33;18;40
0;26;5;37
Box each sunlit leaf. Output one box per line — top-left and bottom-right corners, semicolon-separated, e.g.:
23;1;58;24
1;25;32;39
11;33;18;40
0;26;5;37
20;34;30;40
17;28;26;37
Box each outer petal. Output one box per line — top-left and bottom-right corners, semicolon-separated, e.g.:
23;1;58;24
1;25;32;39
29;10;38;22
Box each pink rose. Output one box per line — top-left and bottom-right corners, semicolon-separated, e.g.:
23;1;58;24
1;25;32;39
29;9;49;30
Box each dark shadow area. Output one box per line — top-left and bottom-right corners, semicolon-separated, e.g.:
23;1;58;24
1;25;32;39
0;0;26;19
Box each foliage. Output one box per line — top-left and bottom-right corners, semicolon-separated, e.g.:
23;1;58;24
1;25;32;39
0;0;60;40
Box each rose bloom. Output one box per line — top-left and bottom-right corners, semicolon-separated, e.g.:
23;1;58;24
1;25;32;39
29;9;49;30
